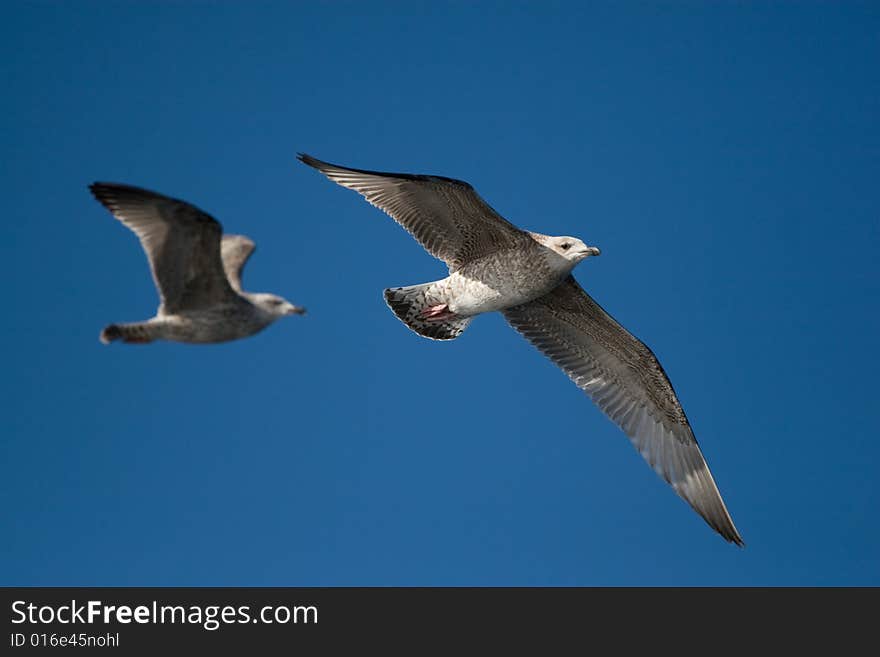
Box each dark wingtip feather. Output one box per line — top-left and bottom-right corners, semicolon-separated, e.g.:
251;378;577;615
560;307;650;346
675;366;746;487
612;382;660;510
295;153;474;188
706;507;745;547
728;528;746;548
88;181;149;209
88;182;126;213
89;181;113;201
296;152;321;168
87;182;220;229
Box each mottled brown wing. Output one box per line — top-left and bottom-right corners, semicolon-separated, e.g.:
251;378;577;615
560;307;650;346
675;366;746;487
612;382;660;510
298;153;529;271
90;182;236;314
503;276;743;545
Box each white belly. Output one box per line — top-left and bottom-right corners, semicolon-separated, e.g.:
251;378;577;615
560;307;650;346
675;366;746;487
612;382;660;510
441;270;560;316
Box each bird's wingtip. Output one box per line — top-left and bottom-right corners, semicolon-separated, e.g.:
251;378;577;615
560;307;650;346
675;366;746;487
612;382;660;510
88;182;114;204
716;518;745;547
297;153;332;171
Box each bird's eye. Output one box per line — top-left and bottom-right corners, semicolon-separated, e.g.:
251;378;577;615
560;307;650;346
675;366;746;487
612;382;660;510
271;298;283;305
561;243;571;250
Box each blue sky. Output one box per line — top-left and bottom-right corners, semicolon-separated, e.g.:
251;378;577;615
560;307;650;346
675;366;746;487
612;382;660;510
2;1;877;585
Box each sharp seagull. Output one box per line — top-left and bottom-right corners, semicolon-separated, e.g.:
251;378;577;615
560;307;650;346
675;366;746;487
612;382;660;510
298;153;743;546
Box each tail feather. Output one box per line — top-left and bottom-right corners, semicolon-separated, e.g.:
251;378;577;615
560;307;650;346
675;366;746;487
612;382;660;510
383;284;471;341
100;322;154;344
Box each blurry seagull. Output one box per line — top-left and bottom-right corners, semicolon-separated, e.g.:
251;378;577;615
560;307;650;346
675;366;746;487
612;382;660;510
90;182;305;345
298;153;743;546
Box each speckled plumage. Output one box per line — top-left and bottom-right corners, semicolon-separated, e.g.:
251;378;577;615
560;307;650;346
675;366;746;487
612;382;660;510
299;153;743;546
90;182;304;345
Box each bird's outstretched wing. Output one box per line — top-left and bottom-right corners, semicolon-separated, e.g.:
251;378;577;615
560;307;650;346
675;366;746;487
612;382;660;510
503;276;743;545
90;182;236;314
298;153;530;271
220;234;256;292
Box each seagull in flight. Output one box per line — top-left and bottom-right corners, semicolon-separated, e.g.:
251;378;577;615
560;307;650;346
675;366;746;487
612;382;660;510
91;182;305;345
298;153;743;545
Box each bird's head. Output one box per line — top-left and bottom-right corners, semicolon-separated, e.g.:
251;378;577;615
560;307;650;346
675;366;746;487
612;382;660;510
252;293;306;318
531;233;601;271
